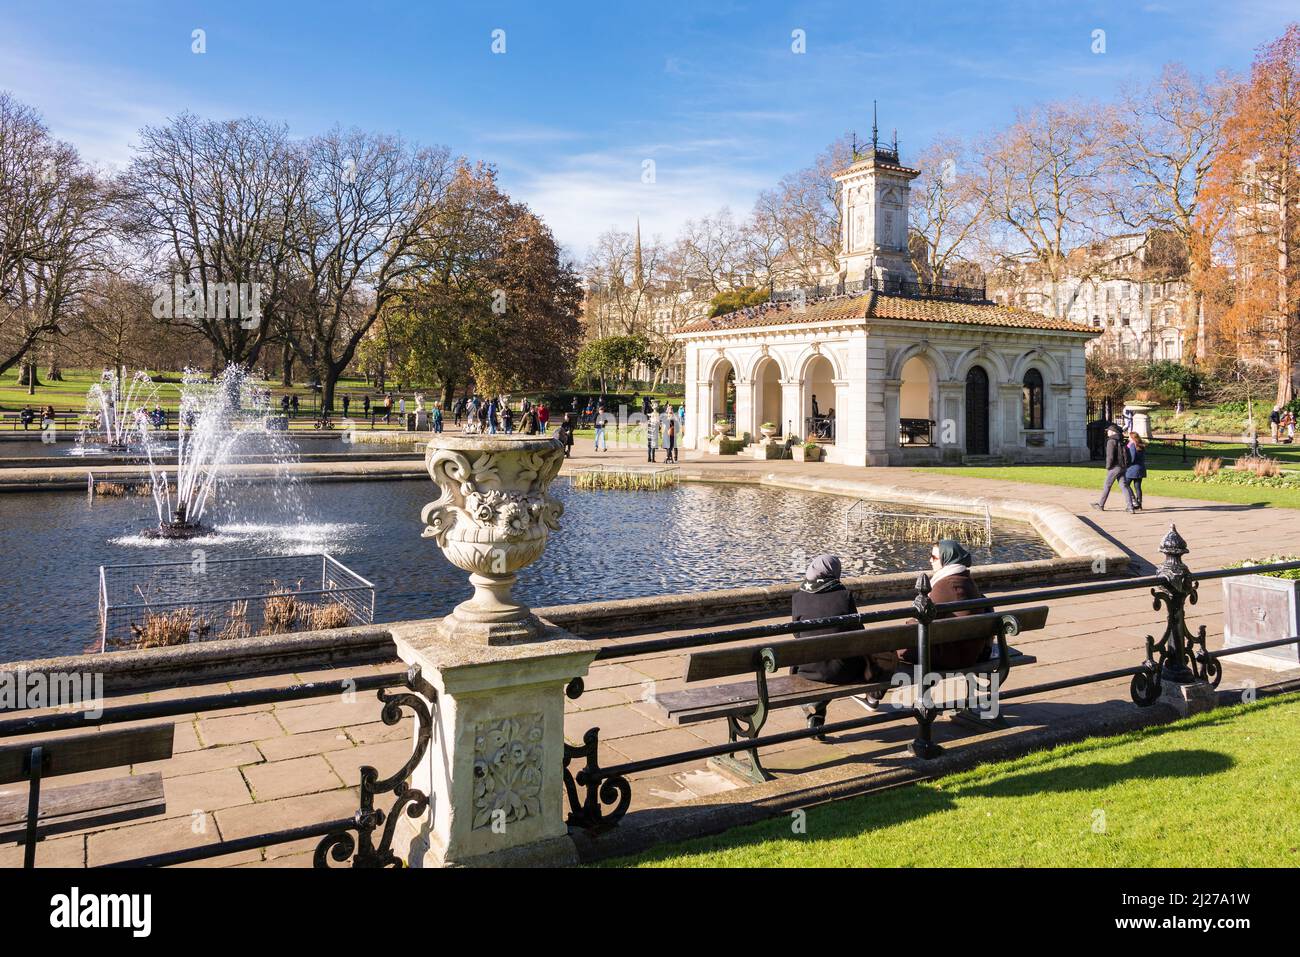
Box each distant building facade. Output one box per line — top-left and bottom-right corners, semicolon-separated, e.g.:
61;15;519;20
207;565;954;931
988;233;1191;363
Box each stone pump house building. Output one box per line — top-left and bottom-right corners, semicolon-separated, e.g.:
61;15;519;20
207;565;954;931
674;136;1100;467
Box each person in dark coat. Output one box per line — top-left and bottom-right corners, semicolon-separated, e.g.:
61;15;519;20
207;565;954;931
900;540;995;671
791;555;870;684
1091;423;1134;513
556;414;575;457
1125;431;1147;510
518;407;539;435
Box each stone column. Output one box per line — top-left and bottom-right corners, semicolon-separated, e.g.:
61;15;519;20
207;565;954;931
390;433;598;867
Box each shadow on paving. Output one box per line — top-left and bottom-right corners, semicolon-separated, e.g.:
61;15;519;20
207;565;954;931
761;698;1134;777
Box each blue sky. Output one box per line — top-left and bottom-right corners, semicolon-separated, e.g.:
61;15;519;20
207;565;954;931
1;0;1295;257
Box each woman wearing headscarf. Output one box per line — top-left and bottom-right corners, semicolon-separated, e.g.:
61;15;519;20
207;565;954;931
900;539;995;670
790;554;869;684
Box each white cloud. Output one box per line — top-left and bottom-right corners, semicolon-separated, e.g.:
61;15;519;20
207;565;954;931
499;146;769;254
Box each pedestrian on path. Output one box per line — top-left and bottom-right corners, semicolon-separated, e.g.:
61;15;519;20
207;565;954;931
1125;431;1147;511
1092;423;1134;513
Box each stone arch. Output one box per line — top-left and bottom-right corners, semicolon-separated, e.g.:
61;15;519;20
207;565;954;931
707;354;737;421
742;346;790;384
887;342;951;381
951;346;1011;383
1010;348;1065;385
792;344;845;383
752;355;785;435
899;354;939;422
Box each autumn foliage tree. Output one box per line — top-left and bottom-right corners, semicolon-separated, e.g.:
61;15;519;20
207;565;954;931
1204;24;1300;405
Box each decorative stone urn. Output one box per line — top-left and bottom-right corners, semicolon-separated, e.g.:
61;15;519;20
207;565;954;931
1123;400;1159;440
713;420;731;438
421;433;564;645
759;423;779;440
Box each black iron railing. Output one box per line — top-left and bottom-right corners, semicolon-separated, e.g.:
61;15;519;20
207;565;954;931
0;668;435;869
561;525;1300;832
899;417;934;446
806;415;835;442
769;275;987;307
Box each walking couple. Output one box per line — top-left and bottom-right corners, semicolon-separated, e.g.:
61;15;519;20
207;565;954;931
1091;423;1147;514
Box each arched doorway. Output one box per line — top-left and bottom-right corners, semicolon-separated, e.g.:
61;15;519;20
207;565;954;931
803;355;835;442
965;366;989;455
754;358;784;435
712;359;735;428
899;355;935;445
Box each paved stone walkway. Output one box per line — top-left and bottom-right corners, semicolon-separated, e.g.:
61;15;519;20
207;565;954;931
3;433;1298;867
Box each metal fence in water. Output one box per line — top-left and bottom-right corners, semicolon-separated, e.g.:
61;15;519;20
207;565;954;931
97;553;375;652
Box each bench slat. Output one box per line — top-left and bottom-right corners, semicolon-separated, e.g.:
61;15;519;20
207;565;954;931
0;772;165;843
685;606;1048;682
0;724;175;786
660;650;1038;724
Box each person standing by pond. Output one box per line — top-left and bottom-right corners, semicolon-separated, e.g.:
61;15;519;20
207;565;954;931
664;411;678;463
593;410;607;452
646;409;659;462
1125;431;1147;511
342;394;351;419
1091;423;1134;514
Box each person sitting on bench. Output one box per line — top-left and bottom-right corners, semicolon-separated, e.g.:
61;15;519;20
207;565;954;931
791;554;896;682
790;554;865;683
900;539;995;670
792;554;897;718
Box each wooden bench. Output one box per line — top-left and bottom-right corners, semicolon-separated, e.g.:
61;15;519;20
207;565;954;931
654;607;1048;782
0;723;174;867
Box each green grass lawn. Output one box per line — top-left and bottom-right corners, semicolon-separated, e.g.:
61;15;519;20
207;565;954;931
917;439;1300;509
612;693;1300;868
0;368;420;429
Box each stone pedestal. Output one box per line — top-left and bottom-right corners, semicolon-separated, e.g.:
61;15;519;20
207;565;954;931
1159;679;1217;717
389;621;596;867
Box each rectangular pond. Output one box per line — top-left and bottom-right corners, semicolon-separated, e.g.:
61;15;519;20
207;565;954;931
0;477;1055;661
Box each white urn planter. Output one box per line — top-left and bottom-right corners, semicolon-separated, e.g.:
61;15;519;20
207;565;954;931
421;433;565;645
759;424;779;440
713;421;731;438
1222;573;1300;669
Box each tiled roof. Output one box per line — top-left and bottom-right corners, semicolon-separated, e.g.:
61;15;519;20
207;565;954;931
675;291;1098;336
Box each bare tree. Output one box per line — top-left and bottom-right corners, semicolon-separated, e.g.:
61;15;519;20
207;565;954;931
909;136;987;288
582;226;662;338
120;114;305;368
285;127;454;411
762;134;854;284
972;103;1113;318
0;92;109;385
676;208;749;294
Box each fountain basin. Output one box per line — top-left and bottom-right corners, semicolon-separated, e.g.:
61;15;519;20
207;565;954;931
143;521;211;540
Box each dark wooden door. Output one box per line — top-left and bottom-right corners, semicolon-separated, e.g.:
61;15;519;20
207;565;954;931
965;366;989;455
